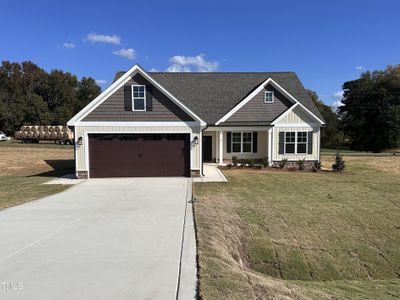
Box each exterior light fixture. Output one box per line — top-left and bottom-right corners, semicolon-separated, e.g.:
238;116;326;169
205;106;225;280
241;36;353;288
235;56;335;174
77;137;83;145
193;136;199;145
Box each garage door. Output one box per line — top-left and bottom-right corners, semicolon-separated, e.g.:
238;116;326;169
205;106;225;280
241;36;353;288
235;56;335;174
88;134;190;178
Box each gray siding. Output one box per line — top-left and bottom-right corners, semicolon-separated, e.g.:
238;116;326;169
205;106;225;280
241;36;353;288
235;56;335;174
221;84;293;124
83;74;194;122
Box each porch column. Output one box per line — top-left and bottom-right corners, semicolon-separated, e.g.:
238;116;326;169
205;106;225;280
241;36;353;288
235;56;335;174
218;130;224;165
268;128;273;166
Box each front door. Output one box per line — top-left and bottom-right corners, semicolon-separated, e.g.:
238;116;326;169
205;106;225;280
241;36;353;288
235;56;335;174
202;136;212;162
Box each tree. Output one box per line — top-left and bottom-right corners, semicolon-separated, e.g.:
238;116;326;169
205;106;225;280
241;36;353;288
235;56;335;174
338;65;400;152
0;61;101;134
306;90;343;147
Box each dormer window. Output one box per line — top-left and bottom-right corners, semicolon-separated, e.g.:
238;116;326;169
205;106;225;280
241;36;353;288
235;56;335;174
264;91;274;103
132;85;146;111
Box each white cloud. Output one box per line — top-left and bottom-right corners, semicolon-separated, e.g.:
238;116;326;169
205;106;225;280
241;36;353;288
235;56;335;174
149;68;159;72
63;42;75;48
95;79;107;85
333;90;343;99
112;48;136;60
166;54;219;72
332;100;344;112
85;33;121;45
355;65;364;71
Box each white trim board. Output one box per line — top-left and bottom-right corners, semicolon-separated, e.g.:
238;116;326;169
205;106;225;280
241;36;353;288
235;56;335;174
215;78;325;125
74;121;201;128
67;64;206;126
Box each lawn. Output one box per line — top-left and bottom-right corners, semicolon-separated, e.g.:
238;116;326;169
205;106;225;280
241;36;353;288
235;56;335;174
0;143;74;209
194;155;400;299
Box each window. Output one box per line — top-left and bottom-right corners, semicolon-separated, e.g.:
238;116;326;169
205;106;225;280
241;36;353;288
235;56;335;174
264;91;274;103
232;132;242;153
284;131;309;154
132;85;146;111
232;132;252;153
285;132;295;154
297;132;307;153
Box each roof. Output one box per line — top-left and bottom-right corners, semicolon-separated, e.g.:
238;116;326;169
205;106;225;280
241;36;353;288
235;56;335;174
114;71;324;124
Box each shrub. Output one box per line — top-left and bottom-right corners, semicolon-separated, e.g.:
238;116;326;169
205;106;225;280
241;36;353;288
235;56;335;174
249;159;255;168
279;158;288;169
262;157;269;168
313;161;321;172
332;152;345;172
298;159;305;170
232;156;238;166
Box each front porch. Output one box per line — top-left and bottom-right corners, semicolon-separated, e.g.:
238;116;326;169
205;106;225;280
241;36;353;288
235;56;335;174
202;127;273;166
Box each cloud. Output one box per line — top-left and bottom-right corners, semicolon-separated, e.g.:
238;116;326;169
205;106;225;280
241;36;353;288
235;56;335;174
95;79;107;85
355;65;364;71
112;48;136;60
85;33;121;45
166;54;219;72
149;68;159;72
63;42;75;48
333;90;343;99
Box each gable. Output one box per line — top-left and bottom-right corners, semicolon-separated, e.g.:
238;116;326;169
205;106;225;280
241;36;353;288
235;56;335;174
275;105;318;126
220;84;294;125
83;73;194;122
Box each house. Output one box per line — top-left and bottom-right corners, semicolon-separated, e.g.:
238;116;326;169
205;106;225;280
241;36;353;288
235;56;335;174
67;64;324;178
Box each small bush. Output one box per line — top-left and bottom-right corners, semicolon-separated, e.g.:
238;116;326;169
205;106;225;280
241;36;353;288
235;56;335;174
279;158;288;169
313;161;321;172
298;159;305;170
332;152;345;172
249;159;255;168
262;157;269;168
232;156;238;166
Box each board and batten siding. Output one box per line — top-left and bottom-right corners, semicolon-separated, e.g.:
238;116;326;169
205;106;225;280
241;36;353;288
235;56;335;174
83;73;194;122
272;106;320;161
74;124;201;173
221;84;293;124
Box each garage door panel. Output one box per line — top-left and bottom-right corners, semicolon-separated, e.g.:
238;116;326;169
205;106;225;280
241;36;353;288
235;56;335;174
88;134;190;178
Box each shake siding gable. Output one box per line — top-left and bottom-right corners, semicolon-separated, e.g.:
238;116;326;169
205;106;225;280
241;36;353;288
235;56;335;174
83;73;194;122
221;84;293;124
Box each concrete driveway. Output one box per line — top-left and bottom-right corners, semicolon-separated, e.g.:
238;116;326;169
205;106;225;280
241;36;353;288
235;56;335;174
0;178;196;300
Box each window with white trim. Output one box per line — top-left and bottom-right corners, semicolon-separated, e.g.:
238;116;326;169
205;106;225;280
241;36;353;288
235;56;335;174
285;132;295;153
232;132;253;153
297;132;307;153
264;91;274;103
132;85;146;111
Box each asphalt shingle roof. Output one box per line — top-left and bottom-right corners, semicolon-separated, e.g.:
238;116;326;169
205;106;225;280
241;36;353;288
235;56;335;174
114;71;324;124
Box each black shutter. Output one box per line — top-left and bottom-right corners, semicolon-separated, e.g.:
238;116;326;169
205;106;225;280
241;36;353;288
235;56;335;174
227;132;232;153
253;132;258;153
146;85;153;111
124;86;132;111
278;132;285;154
308;131;313;154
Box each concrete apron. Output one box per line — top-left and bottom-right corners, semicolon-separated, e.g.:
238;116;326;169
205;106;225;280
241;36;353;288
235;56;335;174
0;177;197;300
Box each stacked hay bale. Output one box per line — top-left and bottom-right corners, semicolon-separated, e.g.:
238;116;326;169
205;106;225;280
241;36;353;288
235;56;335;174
15;125;74;144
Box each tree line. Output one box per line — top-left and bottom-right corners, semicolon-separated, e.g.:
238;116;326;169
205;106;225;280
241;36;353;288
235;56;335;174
308;64;400;152
0;61;101;134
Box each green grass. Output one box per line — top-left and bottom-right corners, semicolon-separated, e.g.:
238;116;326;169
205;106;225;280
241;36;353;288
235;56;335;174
194;157;400;299
0;144;74;210
0;176;70;209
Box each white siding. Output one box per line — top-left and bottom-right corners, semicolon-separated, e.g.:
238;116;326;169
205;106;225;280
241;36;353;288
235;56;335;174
74;123;201;175
272;106;320;161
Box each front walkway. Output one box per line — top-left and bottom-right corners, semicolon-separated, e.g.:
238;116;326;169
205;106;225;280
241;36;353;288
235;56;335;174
0;178;196;300
194;164;228;183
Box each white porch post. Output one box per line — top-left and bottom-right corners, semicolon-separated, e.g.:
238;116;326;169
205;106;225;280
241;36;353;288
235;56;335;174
218;130;224;165
268;128;273;166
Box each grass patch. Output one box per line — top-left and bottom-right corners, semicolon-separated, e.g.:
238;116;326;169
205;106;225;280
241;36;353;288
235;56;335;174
194;156;400;299
0;144;74;209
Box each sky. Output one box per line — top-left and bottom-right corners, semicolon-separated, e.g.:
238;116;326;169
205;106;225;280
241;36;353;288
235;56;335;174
1;0;399;106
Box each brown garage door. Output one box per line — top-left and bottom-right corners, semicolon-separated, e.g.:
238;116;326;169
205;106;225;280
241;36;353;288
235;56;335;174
88;134;190;178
